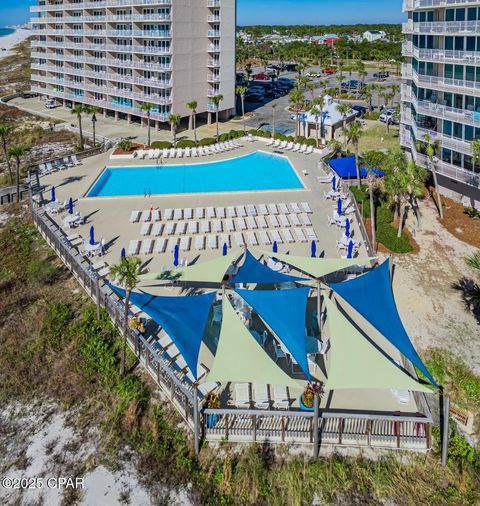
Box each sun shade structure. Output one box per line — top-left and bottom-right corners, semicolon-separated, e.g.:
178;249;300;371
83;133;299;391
139;250;243;284
329;260;436;386
235;287;312;381
109;284;216;378
324;298;432;392
261;251;374;279
232;250;306;284
205;299;302;388
328;156;384;179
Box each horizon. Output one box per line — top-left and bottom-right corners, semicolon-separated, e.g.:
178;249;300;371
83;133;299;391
1;0;404;27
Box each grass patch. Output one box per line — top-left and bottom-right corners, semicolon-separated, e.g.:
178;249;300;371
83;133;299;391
357;122;400;154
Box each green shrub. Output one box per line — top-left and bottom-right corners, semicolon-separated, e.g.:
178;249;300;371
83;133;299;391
150;141;172;149
117;139;132;151
287;135;294;142
274;133;286;140
248;129;258;136
176;139;195;149
375;223;413;253
199;137;216;146
40;302;74;351
365;110;381;120
27;259;59;284
228;129;242;139
218;132;231;142
376;206;394;225
305;138;317;146
257;130;271;138
297;136;306;143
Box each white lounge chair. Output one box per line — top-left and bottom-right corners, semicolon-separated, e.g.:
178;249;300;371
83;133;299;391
278;203;289;214
258;204;268;215
187;221;198;234
71;154;81;166
289;213;301;227
256;216;267;228
267;203;278;215
259;230;271;245
247;231;258;246
270;230;282;244
208;234;218;249
195;235;206;250
147;149;155;159
184;148;191;158
246;216;257;229
236;217;247;231
140;222;152;236
195;207;205;219
168;148;176;158
301;202;313;213
140;210;151;222
177;148;184;158
220;234;230;248
226;206;236;218
279;140;287;149
200;220;210;233
234;233;244;247
174;208;183;220
213;220;222;233
206;206;216;219
224;218;235;232
272;385;290;410
215;207;226;219
289;202;301;213
305;228;318;241
253;384;270;409
278;214;290;227
300;213;312;226
141;239;154;254
305;145;314;155
152;223;163;236
236;205;246;217
299;144;307;153
167;238;178;252
129;210;141;223
176;222;187;235
128;240;140;255
318;173;334;184
63;156;74;167
155;238;167;253
285;142;294;150
281;229;294;243
164;208;174;220
273;139;281;148
246;204;257;216
152;209;161;221
233;383;250;408
294;228;307;242
268;215;280;228
180;236;191;251
266;137;275;146
292;143;301;152
162;149;169;158
165;222;176;235
184;208;193;219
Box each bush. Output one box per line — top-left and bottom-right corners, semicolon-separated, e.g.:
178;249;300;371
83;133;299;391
117;139;133;151
305;138;317;147
151;141;172;149
199;137;216;146
40;302;74;351
296;136;306;143
27;259;59;284
274;133;286;141
176;139;196;149
248;129;258;136
229;129;244;138
287;135;294;142
257;130;271;138
218;132;231;142
365;110;381;120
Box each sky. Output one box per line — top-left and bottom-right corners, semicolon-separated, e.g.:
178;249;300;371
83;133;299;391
1;0;404;27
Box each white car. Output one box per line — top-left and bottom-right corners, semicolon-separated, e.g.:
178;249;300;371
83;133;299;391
379;110;399;124
45;99;57;109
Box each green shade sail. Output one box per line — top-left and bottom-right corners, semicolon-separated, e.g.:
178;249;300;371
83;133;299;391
324;298;432;393
139;250;243;284
260;251;375;279
204;298;302;389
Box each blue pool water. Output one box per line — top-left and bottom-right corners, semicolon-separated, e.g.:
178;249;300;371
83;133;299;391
86;151;304;197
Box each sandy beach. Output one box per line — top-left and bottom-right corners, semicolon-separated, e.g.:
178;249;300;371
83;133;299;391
0;28;31;60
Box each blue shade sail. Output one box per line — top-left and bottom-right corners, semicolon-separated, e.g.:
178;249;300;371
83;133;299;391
329;260;436;385
328;156;384;179
235;287;312;381
109;284;216;378
232;250;305;284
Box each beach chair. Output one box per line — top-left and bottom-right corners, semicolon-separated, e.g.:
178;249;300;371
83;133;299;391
224;218;235;232
151;209;161;221
187;221;198;234
167;238;178;253
220;234;230;248
301;202;313;213
208;234;218;249
258;204;268;215
281;229;294;243
140;210;151;222
45;161;55;173
278;214;290;227
162;149;169;158
215;206;226;219
195;235;205;250
289;213;301;227
232;383;250;408
180;236;191;251
195;207;205;219
164;208;174;220
285;142;294;150
141;239;154;255
206;206;216;219
318;172;334;184
38;163;47;174
279;140;287;149
152;223;163;236
128;240;140;255
247;231;258;246
66;233;83;247
300;213;312;226
294;228;307;242
259;230;271;245
266;137;275;146
54;159;65;170
168;148;176;158
305;228;318;242
272;385;290;410
226;206;236;218
140;222;152;236
147;149;155;159
213;220;222;233
177;148;184;158
268;215;280;228
129;210;141;223
236;217;247;231
234;233;244;247
246;204;257;216
71;154;81;166
305;145;314;155
63;156;74;167
246;216;257;230
267;203;278;215
184;148;191;158
197;147;205;156
289;202;301;213
253;384;270;409
174;208;183;220
176;222;187;235
155;238;167;253
165;222;176;235
270;230;282;244
191;147;198;157
155;149;162;158
292;143;301;152
278;203;289;214
299;144;307;153
236;205;246;217
200;220;210;233
273;139;281;148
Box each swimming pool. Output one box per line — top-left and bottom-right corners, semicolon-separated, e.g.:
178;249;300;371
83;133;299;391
86;151;304;197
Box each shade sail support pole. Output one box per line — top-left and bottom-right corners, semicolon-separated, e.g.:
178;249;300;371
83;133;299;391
441;391;450;466
312;387;320;459
193;386;200;456
317;280;322;339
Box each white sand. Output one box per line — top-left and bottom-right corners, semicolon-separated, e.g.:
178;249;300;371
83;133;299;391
0;28;31;60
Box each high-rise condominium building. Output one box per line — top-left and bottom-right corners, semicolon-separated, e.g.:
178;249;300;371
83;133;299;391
401;0;480;206
30;0;236;127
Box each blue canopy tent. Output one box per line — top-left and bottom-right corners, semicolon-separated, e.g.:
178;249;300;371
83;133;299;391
235;287;312;381
329;260;436;385
328;156;384;180
232;250;305;285
109;284;216;378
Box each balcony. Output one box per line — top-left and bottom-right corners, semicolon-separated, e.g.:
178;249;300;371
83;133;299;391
411;68;480;94
208;16;221;22
207;0;221;6
207;59;220;67
402;63;412;80
133;30;171;38
207;89;220;97
208;44;220;52
411;121;473;155
411;46;480;65
208;30;221;37
31;0;172;12
405;20;480;35
207;75;221;82
404;0;480;10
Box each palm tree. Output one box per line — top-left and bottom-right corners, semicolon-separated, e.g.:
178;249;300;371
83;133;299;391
245;63;253;81
336;103;352;152
345;121;364;187
141;102;154;147
71;104;86;150
335;73;344;98
327;138;342;158
310;97;324;148
306;81;316;102
168;114;181;148
271;103;277;139
419;133;443;219
472;139;480;174
236;85;247;134
110;256;142;377
0;124;14;185
186;100;198;143
288;88;305;140
363;85;374;111
464;252;480;314
85;106;98;147
209;94;224;141
8;144;30;203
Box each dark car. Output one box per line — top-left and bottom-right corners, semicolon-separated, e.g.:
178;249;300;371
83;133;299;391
351;105;368;117
374;71;390;79
245;93;264;102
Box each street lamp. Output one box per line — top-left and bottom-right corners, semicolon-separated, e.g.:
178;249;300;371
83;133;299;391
91;112;97;147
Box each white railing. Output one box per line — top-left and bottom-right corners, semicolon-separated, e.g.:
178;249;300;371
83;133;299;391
208;30;221;37
412;122;472;155
410;94;480;127
409;20;480;35
411;68;480;94
31;40;171;54
31;0;172;11
412;46;480;65
31;55;172;71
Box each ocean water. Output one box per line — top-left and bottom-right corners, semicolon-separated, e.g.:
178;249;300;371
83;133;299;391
0;28;15;38
87;151;304;197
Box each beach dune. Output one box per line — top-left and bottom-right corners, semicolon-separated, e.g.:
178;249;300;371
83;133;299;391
0;28;31;60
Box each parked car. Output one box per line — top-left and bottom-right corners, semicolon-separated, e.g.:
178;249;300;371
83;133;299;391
374;71;390;79
245;93;264;102
379;109;399;124
322;67;336;74
45;99;57;109
253;73;269;81
351;105;368;117
277;77;294;84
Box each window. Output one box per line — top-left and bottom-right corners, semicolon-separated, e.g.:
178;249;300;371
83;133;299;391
454;37;464;51
467;37;476;51
465;125;474;141
466;66;475;81
445;36;453;50
454;65;464;80
445;64;453;79
456;9;465;21
468;7;477;21
443;120;452;136
446;9;455;21
453;122;462;138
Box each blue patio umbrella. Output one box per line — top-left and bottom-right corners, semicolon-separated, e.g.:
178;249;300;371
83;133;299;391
332;176;336;191
272;241;278;253
121;247;126;260
89;226;95;245
68;197;73;214
346;240;354;259
51;186;55;202
345;218;351;238
173;244;179;267
337;198;343;216
222;242;228;256
310;240;317;258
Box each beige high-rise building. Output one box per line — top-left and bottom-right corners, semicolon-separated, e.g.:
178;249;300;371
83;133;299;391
401;0;480;206
30;0;236;127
